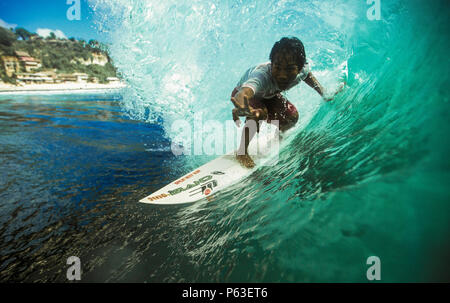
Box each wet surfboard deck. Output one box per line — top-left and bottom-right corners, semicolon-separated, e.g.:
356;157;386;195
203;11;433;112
139;152;257;204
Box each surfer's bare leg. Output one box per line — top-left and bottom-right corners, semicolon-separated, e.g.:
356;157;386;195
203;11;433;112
236;119;258;168
230;88;267;169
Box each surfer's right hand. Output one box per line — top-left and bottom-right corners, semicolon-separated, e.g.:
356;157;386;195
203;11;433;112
231;97;266;127
231;96;251;115
231;87;259;126
231;95;251;127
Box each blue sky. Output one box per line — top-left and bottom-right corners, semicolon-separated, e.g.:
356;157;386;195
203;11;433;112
0;0;105;42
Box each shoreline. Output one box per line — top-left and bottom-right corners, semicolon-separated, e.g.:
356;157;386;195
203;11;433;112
0;82;127;94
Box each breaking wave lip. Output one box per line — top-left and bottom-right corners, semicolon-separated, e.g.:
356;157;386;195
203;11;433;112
88;0;355;134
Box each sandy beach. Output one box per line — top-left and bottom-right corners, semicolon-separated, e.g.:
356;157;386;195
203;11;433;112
0;82;127;94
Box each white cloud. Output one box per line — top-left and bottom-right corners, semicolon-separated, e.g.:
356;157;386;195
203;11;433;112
0;18;17;29
36;28;67;39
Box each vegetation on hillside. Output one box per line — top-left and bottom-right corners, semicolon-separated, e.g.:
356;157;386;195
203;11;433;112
0;26;118;84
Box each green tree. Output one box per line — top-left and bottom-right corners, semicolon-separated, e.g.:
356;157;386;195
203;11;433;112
15;27;32;40
0;27;16;46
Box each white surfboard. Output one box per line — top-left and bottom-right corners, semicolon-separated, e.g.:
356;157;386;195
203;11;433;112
139;152;253;204
140;127;279;205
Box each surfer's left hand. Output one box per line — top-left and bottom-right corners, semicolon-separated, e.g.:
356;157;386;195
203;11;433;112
323;83;345;102
323;94;334;102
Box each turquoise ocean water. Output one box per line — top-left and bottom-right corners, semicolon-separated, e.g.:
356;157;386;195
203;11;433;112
0;0;448;282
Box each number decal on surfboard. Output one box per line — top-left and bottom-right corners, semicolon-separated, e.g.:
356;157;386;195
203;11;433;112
187;179;218;197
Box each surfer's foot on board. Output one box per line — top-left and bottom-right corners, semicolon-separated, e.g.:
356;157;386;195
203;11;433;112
236;154;255;168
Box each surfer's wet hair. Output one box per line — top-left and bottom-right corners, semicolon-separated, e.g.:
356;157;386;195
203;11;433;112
270;37;306;69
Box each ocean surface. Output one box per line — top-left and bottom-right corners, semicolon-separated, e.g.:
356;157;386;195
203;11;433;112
0;0;449;282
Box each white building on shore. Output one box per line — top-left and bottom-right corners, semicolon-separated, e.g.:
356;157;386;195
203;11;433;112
72;73;89;83
16;72;54;84
106;77;120;84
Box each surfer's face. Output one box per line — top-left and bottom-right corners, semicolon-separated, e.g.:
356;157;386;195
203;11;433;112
271;50;300;90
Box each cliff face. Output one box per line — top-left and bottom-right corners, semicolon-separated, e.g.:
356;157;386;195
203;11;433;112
70;52;109;66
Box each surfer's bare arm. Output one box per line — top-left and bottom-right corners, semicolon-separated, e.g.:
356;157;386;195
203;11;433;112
304;72;344;102
304;72;328;99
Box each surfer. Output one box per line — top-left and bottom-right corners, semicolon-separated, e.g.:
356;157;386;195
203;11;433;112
231;37;342;168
